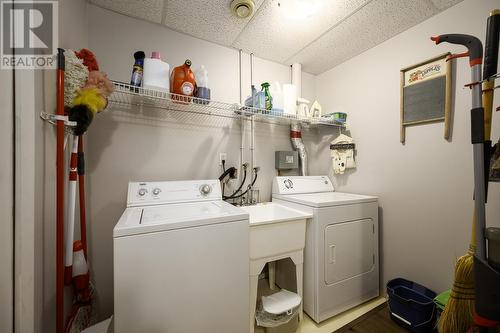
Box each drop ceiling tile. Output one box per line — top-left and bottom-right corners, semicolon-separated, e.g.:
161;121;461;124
89;0;164;23
288;0;439;74
232;0;371;63
429;0;463;10
163;0;265;46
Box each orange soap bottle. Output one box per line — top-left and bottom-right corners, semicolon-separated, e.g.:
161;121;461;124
170;59;196;103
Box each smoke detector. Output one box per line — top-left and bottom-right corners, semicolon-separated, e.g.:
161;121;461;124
231;0;255;19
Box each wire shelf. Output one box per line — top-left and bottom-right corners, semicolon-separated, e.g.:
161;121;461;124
108;81;344;127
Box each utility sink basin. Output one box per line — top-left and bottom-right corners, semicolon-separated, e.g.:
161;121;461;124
240;202;312;260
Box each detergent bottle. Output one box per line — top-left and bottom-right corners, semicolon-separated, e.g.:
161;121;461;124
171;59;196;103
142;51;170;93
130;51;145;87
194;65;210;104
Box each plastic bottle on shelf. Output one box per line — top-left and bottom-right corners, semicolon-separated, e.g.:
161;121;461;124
194;65;210;104
261;82;272;112
170;59;196;104
130;51;145;87
142;51;170;93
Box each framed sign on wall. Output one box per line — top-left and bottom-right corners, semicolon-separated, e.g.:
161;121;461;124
400;53;452;143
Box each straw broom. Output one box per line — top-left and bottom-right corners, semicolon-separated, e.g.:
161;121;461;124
438;221;476;333
439;9;499;333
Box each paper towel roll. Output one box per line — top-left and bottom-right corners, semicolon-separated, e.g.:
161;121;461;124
291;63;302;98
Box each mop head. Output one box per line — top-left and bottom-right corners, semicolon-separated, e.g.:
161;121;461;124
64;50;89;108
438;252;475;333
65;281;98;333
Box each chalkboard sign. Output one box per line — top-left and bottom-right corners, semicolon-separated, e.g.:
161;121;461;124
400;53;452;143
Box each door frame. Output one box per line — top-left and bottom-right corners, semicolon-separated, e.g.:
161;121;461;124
0;49;14;333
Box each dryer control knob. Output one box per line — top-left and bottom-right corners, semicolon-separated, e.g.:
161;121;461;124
284;179;293;189
152;188;161;196
200;184;212;196
138;188;147;196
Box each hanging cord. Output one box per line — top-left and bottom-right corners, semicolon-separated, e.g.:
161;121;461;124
224;164;248;199
225;167;259;200
221;160;226;197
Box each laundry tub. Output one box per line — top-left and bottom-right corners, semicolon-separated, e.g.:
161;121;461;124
241;202;312;333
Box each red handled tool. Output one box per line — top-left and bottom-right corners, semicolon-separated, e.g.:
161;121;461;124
56;48;65;333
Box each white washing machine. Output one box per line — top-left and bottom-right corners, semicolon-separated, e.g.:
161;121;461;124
272;176;379;323
113;180;249;333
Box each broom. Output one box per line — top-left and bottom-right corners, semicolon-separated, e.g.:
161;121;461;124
430;32;485;333
435;9;500;333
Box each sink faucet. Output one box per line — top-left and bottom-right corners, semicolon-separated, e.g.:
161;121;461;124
245;185;259;206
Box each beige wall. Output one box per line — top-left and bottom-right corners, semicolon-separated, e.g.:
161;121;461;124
315;0;500;294
0;56;14;333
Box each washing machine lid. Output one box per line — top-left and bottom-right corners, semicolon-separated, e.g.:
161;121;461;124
273;192;377;208
113;200;248;237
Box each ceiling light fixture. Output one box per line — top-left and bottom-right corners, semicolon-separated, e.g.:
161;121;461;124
231;0;255;19
278;0;321;20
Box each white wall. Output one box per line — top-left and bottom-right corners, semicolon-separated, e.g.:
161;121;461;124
315;0;500;294
86;5;319;318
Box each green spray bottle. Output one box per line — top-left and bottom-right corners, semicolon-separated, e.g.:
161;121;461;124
261;82;272;112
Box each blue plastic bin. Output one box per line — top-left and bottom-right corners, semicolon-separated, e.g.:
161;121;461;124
387;278;437;333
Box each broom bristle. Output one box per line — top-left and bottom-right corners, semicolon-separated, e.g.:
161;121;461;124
438;253;475;333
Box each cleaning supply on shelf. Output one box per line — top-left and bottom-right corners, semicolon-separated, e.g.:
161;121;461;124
270;82;283;114
322;112;347;124
296;98;310;118
130;51;145;87
142;52;170;93
283;83;297;116
245;84;258;107
170;59;196;103
194;65;210;104
255;91;266;110
310;101;322;118
261;82;272;112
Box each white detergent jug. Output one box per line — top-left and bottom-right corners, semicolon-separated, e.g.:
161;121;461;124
142;51;170;93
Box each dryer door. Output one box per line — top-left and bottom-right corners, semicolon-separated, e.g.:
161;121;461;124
324;219;374;285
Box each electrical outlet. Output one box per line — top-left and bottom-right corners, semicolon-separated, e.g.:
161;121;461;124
219;153;227;166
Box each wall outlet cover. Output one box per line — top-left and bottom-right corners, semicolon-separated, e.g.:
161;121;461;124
219;152;227;166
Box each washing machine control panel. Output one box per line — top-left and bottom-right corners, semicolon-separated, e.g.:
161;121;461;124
272;176;334;194
127;180;222;207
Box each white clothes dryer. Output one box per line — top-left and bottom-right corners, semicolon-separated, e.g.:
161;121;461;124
272;176;379;323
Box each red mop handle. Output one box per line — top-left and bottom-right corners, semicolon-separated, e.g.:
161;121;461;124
56;48;65;333
431;34;483;66
78;136;87;258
